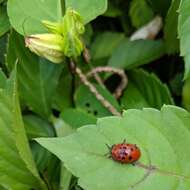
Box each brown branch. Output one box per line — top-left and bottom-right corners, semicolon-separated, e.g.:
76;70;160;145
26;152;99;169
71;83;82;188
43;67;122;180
83;47;105;87
87;66;128;99
71;60;121;116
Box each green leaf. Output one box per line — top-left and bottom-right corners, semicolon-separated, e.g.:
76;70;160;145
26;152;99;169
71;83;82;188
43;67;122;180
61;108;97;128
0;69;46;189
164;0;180;54
65;0;107;24
53;67;72;111
121;69;174;109
147;0;171;17
0;69;7;88
108;39;165;69
75;84;121;117
182;78;190;111
0;35;7;64
7;0;63;35
103;2;121;18
178;0;190;79
23;114;55;139
0;5;10;37
7;31;63;118
129;0;154;28
36;105;190;190
30;141;56;173
90;32;125;60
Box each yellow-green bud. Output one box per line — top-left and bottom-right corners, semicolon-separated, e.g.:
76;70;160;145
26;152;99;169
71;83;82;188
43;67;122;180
42;20;63;34
63;32;84;57
25;34;64;63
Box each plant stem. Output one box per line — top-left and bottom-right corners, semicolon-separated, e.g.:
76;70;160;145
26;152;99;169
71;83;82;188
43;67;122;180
87;66;128;99
83;47;105;87
60;0;65;17
70;60;121;116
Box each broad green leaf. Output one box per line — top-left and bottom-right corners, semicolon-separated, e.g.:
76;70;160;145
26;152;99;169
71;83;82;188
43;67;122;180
52;117;76;190
65;0;107;24
182;78;190;111
164;0;180;54
178;0;190;79
0;69;46;189
129;0;154;28
0;69;6;88
90;32;125;60
61;108;97;128
7;31;63;118
75;84;121;117
0;35;7;64
147;0;171;16
7;0;63;35
121;69;174;109
0;5;10;37
103;2;121;18
30;141;56;172
36;105;190;190
23;115;55;139
53;67;72;111
108;39;165;69
169;72;183;96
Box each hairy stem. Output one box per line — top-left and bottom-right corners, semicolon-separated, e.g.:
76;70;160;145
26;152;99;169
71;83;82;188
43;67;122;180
87;66;128;99
71;60;121;116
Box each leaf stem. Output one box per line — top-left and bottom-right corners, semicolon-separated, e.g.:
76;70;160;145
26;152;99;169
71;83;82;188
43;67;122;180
87;66;128;99
70;60;121;116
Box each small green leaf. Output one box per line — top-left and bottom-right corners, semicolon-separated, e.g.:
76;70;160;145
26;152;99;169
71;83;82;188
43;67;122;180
178;0;190;79
147;0;171;16
7;0;63;35
121;69;174;109
0;5;10;37
0;69;46;189
75;84;121;117
65;0;107;24
36;105;190;190
164;0;180;54
61;108;97;128
129;0;154;28
0;69;7;88
0;35;7;64
90;32;125;60
53;68;72;111
23;114;55;139
182;78;190;111
108;39;165;69
103;2;121;18
7;31;63;118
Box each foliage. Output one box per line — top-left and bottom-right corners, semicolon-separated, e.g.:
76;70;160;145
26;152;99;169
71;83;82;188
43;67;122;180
37;106;190;190
0;0;190;189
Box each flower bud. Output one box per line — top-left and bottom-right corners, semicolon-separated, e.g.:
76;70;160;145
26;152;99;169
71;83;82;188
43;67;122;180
63;32;83;57
25;34;64;63
42;20;63;34
60;7;85;57
62;7;85;35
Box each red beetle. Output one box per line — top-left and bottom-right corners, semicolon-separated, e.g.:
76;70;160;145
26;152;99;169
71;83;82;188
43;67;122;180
107;140;141;164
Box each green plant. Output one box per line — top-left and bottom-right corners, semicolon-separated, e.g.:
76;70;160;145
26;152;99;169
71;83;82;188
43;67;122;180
0;0;190;189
